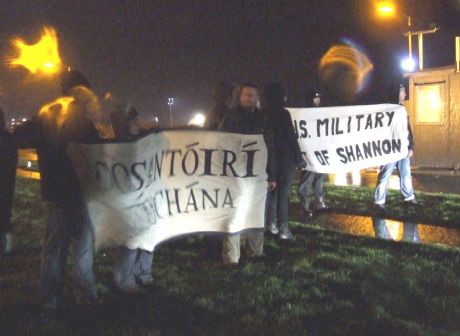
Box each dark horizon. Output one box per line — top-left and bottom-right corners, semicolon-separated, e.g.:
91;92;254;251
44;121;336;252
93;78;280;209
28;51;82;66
0;0;459;125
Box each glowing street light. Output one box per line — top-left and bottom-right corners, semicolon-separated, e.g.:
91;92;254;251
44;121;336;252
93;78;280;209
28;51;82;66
375;1;439;71
167;97;174;127
376;1;396;17
376;2;414;70
188;112;206;127
401;57;416;72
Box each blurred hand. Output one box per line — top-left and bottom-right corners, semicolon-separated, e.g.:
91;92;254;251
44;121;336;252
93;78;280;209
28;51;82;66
407;150;414;159
296;159;307;170
267;181;277;192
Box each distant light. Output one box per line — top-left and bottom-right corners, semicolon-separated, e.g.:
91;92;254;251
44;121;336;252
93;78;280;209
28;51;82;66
376;1;396;17
401;58;416;72
168;97;174;105
22;118;27;122
27;161;32;168
188;113;206;127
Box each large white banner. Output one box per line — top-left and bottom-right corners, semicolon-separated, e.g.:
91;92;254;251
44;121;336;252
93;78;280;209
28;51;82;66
67;131;268;251
288;104;409;173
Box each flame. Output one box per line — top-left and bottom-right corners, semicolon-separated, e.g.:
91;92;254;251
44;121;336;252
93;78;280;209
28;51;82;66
9;26;62;75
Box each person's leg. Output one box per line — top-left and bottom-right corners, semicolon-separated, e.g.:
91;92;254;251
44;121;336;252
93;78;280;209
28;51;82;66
113;247;140;292
297;170;315;211
371;216;392;240
0;200;14;254
314;173;328;209
266;188;279;234
222;234;240;264
402;222;420;243
396;158;415;202
0;156;17;254
277;165;296;239
40;204;72;309
135;249;154;285
244;229;264;258
374;162;396;205
71;204;98;302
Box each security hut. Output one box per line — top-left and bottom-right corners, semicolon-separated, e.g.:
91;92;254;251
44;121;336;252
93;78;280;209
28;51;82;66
404;37;460;170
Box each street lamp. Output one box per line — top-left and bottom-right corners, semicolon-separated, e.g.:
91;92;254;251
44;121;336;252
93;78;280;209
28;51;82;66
188;112;206;127
376;1;439;71
167;97;174;127
376;1;396;17
401;57;416;72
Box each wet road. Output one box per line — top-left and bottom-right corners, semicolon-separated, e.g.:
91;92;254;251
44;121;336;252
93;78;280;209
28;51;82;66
309;212;460;248
328;170;460;194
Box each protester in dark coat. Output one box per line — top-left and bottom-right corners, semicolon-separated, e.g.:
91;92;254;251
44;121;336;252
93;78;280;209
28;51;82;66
218;82;276;265
0;108;18;254
262;82;305;240
204;81;234;130
14;70;100;317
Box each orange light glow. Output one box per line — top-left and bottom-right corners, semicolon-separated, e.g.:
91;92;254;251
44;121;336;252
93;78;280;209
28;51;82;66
38;96;75;130
376;1;396;17
8;26;62;75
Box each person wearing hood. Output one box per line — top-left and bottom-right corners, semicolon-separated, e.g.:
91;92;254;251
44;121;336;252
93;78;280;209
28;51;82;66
262;82;305;240
14;70;100;318
204;81;234;130
108;101;154;292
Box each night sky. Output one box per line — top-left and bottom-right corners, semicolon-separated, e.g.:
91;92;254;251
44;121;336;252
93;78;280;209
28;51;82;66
0;0;459;125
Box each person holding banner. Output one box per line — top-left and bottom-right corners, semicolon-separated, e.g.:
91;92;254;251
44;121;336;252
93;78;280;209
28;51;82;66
109;101;154;292
374;86;417;209
14;71;100;319
204;81;234;130
218;82;277;266
263;82;305;240
0;108;18;254
297;91;330;217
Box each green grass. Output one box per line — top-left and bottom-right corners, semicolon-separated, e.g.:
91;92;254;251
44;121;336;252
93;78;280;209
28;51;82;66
291;184;460;228
1;178;460;335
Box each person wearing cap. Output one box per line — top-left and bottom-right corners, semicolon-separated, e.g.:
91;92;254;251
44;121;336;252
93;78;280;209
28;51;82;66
0;108;18;254
14;70;100;318
297;91;330;217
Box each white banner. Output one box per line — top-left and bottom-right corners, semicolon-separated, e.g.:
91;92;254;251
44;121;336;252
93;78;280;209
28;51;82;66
67;131;268;251
288;104;409;173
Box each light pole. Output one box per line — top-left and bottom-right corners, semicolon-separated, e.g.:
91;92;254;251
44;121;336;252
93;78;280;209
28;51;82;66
405;26;439;71
167;97;174;127
376;1;439;71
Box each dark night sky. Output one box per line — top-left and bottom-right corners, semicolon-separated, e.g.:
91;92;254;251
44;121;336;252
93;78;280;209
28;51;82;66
0;0;459;125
